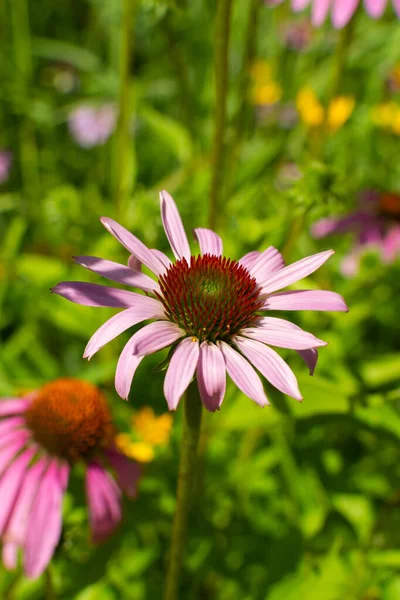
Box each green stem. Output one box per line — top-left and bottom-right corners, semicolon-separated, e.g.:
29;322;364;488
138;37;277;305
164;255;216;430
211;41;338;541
328;22;353;102
163;382;203;600
208;0;233;231
113;0;137;218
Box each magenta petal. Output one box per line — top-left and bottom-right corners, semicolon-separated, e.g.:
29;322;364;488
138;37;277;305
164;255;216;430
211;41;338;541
297;348;318;375
238;251;261;270
235;336;303;401
217;341;269;406
193;228;223;257
83;300;167;359
52;282;141;307
115;336;145;400
240;327;327;350
74;256;160;295
86;462;122;543
164;337;200;410
365;0;387;18
128;254;142;271
0;433;30;468
196;342;226;412
248;247;285;283
312;0;331;25
160;190;191;261
260;250;334;293
131;321;184;356
393;0;400;17
101;217;166;277
24;461;67;579
0;398;30;417
382;225;400;263
263;290;348;311
0;416;25;437
332;0;359;27
292;0;311;11
105;448;141;498
0;448;36;536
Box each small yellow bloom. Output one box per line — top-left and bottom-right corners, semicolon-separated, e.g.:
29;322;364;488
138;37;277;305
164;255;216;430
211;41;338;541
296;87;324;127
392;108;400;135
372;102;398;128
327;96;355;132
250;60;272;86
115;437;155;463
133;406;173;446
252;82;282;106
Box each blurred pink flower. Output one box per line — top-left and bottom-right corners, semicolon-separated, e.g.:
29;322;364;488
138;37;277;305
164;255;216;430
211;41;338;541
53;191;347;410
0;379;140;579
312;190;400;275
268;0;400;28
68;104;117;148
0;151;12;183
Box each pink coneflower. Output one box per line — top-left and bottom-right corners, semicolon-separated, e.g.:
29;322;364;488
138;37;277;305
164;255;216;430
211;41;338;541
312;190;400;275
268;0;400;28
68;104;116;148
0;379;140;579
53;191;347;411
0;151;12;183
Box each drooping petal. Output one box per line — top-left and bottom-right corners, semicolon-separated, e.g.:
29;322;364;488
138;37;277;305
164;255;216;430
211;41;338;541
101;217;166;277
217;341;269;406
263;290;348;311
52;282;141;308
115;336;145;400
297;349;318;375
259;250;334;293
128;254;142;271
235;336;303;401
24;461;68;579
393;0;400;18
73;256;160;295
0;398;31;417
196;342;226;412
86;462;122;543
164;337;200;410
312;0;331;25
151;249;172;271
160;190;191;261
105;449;141;499
0;448;36;536
311;212;374;238
193;228;223;257
83;300;167;359
0;416;25;437
240;327;327;350
238;251;261;270
130;321;184;356
0;432;30;466
248;247;285;283
331;0;359;28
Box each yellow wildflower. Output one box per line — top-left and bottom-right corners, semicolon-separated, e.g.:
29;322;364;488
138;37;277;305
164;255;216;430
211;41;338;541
252;82;282;106
392;109;400;135
133;406;173;446
115;437;155;463
372;102;398;128
250;60;272;86
296;87;324;127
327;96;355;131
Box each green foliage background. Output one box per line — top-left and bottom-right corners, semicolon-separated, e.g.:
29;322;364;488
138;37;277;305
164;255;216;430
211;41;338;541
1;0;400;598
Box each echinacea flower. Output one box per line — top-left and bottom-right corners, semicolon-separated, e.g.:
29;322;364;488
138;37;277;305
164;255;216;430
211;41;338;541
0;151;12;183
68;104;116;148
312;190;400;275
0;379;140;579
115;406;173;463
53;191;347;410
268;0;400;28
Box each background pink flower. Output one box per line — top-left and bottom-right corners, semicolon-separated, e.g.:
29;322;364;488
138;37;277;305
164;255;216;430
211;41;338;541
0;379;140;579
68;104;117;148
0;151;12;183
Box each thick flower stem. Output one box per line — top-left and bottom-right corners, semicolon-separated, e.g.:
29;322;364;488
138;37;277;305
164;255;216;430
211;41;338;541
163;382;203;600
208;0;234;231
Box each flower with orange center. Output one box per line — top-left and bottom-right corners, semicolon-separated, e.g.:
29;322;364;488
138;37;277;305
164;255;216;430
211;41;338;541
0;379;140;579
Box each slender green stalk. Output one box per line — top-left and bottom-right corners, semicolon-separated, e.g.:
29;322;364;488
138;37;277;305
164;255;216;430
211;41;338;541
113;0;137;218
208;0;234;231
328;23;353;102
163;383;203;600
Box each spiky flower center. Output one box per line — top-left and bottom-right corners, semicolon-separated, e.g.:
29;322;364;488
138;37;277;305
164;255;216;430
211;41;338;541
25;379;113;462
156;254;263;342
379;192;400;219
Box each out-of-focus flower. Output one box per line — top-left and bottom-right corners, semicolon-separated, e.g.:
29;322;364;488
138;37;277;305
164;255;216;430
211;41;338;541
280;20;313;51
372;102;400;135
268;0;400;28
68;104;117;148
0;379;140;578
115;407;173;463
327;96;355;131
387;63;400;93
250;60;282;107
53;191;347;410
41;63;79;94
297;87;354;130
312;190;400;275
0;152;12;183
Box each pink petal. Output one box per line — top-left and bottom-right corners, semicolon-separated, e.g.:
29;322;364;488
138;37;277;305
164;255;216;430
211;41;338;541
393;0;400;17
382;225;400;263
74;256;160;295
160;190;191;261
196;342;226;412
0;448;36;536
332;0;359;27
311;213;374;238
0;398;30;417
83;300;167;359
263;290;348;311
105;448;141;499
364;0;387;18
292;0;311;10
260;250;334;293
86;462;122;543
101;217;166;277
238;251;261;270
248;247;285;283
128;254;142;271
130;321;184;356
297;348;318;375
312;0;331;25
52;281;141;307
0;432;30;466
217;341;269;406
0;416;25;437
151;249;172;271
115;337;145;400
193;228;223;257
24;461;67;579
240;327;327;350
235;336;303;401
164;337;200;410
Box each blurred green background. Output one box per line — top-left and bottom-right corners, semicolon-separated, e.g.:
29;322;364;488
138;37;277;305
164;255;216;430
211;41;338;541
1;0;400;598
